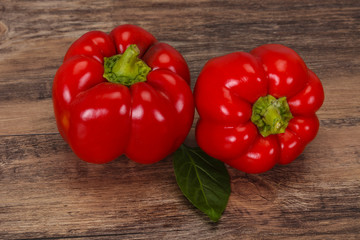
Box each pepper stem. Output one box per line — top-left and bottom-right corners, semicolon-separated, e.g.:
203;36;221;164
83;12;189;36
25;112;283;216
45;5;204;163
251;95;293;137
103;44;151;86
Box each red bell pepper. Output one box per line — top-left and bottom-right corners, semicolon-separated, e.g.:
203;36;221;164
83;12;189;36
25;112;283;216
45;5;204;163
53;24;194;164
194;44;324;174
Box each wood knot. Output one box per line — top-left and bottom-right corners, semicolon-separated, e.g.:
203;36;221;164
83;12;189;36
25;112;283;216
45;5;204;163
229;172;278;213
0;21;8;41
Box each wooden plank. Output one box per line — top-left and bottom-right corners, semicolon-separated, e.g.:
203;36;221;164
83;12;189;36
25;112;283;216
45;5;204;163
1;74;359;136
0;99;56;136
0;124;359;239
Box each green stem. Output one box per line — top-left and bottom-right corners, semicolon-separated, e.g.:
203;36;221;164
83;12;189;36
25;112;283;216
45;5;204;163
103;44;151;86
251;95;293;137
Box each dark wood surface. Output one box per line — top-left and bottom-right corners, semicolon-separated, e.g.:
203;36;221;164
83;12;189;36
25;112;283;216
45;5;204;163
1;0;360;239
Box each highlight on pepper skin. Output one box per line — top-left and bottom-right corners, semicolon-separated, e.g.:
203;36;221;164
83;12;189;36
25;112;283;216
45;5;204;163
194;44;324;174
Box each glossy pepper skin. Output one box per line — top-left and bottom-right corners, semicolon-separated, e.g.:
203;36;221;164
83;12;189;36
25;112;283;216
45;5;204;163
53;25;194;164
194;44;324;174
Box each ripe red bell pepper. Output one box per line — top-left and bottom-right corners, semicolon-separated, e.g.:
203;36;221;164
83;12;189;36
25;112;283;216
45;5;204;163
194;44;324;174
53;24;194;164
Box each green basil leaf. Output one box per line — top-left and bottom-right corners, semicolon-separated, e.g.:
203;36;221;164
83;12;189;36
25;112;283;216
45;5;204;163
173;145;231;222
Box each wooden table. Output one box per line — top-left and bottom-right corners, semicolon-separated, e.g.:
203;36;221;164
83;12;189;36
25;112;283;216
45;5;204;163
1;0;359;239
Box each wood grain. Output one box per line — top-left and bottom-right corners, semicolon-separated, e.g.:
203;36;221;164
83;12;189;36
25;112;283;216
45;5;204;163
1;0;360;239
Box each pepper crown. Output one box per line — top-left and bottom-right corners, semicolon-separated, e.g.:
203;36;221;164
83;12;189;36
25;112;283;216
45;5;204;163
251;95;293;137
103;44;151;86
